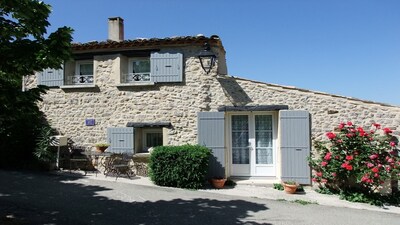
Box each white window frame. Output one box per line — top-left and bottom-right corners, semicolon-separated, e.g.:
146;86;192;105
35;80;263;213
126;57;151;83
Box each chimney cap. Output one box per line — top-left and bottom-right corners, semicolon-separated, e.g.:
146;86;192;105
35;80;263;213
108;17;124;21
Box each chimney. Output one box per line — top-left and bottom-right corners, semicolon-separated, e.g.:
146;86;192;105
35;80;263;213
108;17;124;42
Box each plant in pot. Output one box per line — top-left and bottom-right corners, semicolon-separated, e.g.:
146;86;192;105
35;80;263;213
282;180;298;194
210;176;227;189
94;143;110;153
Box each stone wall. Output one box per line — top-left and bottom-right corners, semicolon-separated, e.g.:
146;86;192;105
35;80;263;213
30;44;400;149
216;76;400;140
31;45;227;147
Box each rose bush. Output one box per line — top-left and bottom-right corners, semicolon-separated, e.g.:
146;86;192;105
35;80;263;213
309;122;399;196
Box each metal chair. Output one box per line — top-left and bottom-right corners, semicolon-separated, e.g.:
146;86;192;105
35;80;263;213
104;153;135;180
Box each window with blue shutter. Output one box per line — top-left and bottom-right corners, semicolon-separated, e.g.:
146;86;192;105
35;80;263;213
150;52;183;83
279;110;311;184
37;67;64;87
107;127;135;154
198;112;225;178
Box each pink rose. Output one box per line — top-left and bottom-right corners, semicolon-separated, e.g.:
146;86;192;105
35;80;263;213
316;171;323;177
346;155;353;161
387;158;394;163
371;167;379;173
390;142;396;147
367;162;374;168
347;121;353;126
369;154;378;160
331;172;337;177
321;161;328;167
383;128;392;134
324;152;332;161
326;132;336;139
373;123;381;129
338;123;345;130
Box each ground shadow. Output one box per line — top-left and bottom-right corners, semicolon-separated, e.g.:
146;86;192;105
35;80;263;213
0;171;271;225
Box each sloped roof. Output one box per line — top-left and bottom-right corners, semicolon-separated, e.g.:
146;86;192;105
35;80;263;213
72;35;223;52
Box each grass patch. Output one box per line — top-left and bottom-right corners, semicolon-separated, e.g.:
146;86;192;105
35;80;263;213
291;199;318;205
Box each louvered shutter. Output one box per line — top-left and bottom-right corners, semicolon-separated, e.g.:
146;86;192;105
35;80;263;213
107;127;135;154
280;110;311;184
37;66;64;87
198;112;225;178
150;52;183;82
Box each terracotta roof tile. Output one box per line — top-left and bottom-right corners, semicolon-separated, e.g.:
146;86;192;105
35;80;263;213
72;35;222;52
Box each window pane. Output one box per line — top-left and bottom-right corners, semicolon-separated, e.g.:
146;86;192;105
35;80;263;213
79;63;93;75
255;115;273;164
146;133;162;148
132;60;150;73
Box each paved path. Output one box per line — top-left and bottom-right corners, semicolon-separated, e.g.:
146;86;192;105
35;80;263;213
0;170;399;225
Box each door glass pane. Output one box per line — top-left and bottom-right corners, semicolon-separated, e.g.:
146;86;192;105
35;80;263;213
231;115;249;164
255;115;273;164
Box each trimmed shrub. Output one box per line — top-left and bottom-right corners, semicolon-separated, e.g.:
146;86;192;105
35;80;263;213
149;145;211;189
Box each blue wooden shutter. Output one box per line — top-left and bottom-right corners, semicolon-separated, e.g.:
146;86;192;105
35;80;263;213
150;52;183;82
280;110;311;184
37;67;64;87
107;127;134;154
197;112;225;178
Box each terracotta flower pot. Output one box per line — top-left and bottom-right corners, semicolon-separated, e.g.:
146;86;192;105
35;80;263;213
211;178;227;189
283;182;298;194
96;146;108;153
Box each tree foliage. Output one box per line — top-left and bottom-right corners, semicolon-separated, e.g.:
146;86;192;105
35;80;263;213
0;0;73;168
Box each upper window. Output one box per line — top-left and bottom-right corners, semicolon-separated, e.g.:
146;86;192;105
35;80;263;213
70;60;94;85
121;52;183;84
126;58;150;82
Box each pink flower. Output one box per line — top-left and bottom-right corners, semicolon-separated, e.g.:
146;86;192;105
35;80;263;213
350;128;356;133
324;152;332;161
312;178;317;182
337;139;343;143
369;154;378;160
316;171;323;177
387;158;394;163
370;130;375;134
373;123;381;129
326;132;336;139
321;161;328;167
338;123;345;130
383;128;392;134
346;155;353;161
390;142;396;147
347;121;353;126
341;163;353;171
346;133;354;138
321;179;327;183
367;162;374;168
386;167;391;172
331;172;337;177
378;164;382;168
371;167;379;173
374;173;379;178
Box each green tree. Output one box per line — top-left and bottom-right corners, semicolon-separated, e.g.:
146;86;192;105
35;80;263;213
0;0;73;168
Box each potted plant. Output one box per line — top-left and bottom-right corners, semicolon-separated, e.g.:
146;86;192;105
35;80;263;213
94;143;110;153
210;176;227;189
282;180;298;194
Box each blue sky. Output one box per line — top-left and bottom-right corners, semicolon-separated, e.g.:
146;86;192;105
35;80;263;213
43;0;400;106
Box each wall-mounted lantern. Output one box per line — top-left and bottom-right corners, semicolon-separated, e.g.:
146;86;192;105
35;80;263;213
197;42;216;74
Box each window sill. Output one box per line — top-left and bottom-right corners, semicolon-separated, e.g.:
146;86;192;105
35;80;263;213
60;84;97;89
116;82;155;87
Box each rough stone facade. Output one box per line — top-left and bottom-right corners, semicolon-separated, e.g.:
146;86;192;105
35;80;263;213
30;40;400;152
216;76;400;140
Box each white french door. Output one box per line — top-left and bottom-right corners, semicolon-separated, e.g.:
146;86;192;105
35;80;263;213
230;113;276;177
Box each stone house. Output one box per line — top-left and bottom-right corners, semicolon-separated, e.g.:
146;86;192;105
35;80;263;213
30;17;400;184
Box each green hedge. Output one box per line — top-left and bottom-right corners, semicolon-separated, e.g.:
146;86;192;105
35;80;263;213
149;145;211;189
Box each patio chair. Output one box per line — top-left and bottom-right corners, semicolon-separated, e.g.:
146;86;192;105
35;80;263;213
104;153;135;180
